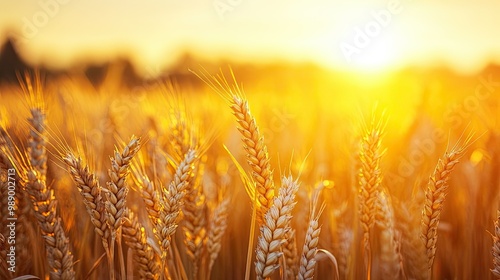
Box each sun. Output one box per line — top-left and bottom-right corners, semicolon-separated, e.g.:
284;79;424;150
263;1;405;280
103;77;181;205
348;37;401;72
319;30;402;74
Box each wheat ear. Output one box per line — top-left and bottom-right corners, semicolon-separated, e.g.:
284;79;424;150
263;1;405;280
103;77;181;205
298;201;324;280
193;69;275;223
135;173;161;230
104;136;141;280
28;108;47;177
255;176;299;280
396;201;427;280
122;207;160;279
19;76;54;275
24;106;75;279
492;211;500;278
104;136;141;234
283;229;299;279
231;95;275;223
157;149;196;260
182;180;207;279
358;116;384;279
420;136;472;277
63;153;110;250
169;108;191;161
335;226;353;280
25;170;75;280
206;194;231;275
20;76;51;274
146;137;171;184
375;191;401;279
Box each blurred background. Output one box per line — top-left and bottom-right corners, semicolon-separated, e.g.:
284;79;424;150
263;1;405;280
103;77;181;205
0;0;500;80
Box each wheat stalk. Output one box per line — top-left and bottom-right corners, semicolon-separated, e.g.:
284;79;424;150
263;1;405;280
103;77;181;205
157;149;197;262
17;75;54;275
297;218;321;280
63;153;110;250
327;198;350;279
19;74;46;176
420;136;472;277
182;180;207;279
25;170;75;280
103;136;141;280
24;105;49;276
297;196;325;280
134;173;161;230
230;94;275;223
193;69;275;223
358;115;384;279
27;108;47;177
335;226;353;280
283;229;299;279
23;104;75;279
122;207;160;279
169;108;191;161
206;194;230;275
397;201;427;280
104;136;141;234
146;137;171;184
255;175;299;280
375;191;401;280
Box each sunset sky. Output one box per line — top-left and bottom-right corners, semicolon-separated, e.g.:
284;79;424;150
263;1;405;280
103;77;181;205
0;0;499;75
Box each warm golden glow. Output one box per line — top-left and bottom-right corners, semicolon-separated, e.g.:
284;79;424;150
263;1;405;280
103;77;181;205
470;148;485;166
323;180;334;189
0;2;499;280
0;1;499;74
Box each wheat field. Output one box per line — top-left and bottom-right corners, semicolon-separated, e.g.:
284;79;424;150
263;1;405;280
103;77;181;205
0;67;499;280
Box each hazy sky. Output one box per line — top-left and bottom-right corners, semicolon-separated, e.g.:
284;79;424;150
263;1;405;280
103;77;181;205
0;0;499;74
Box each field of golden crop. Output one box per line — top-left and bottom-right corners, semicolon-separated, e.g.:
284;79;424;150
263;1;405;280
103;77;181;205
1;67;500;280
